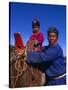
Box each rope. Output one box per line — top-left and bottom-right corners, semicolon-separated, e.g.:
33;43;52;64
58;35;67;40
11;48;28;87
10;39;37;87
11;59;28;79
11;58;28;87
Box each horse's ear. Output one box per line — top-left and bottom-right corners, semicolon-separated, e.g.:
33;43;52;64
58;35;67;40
14;32;25;50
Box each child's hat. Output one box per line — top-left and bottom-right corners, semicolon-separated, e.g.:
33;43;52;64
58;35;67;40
32;19;40;28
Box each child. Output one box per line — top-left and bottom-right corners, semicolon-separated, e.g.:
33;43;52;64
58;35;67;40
27;19;44;51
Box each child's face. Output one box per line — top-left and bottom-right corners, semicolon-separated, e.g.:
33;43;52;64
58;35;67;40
33;26;39;33
48;32;58;46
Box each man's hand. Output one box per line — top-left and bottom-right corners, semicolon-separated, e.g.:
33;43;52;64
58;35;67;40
32;47;42;52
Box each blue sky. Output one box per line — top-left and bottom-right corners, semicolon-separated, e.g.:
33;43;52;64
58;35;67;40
9;2;66;56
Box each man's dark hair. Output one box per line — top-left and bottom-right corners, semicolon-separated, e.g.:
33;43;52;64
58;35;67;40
47;27;59;38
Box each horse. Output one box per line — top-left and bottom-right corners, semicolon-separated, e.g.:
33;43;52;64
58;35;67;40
9;46;46;88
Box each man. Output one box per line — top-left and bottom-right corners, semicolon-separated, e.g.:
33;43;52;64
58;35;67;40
27;27;66;85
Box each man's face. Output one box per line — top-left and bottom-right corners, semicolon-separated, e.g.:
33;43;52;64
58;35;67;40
48;32;58;46
33;26;39;33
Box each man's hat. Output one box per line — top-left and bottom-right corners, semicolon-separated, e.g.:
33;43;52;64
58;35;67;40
32;19;40;28
47;27;59;37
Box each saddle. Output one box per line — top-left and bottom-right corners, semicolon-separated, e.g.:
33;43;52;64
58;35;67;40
14;32;25;50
